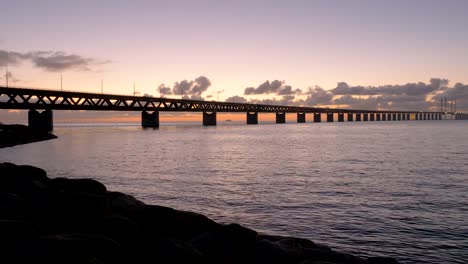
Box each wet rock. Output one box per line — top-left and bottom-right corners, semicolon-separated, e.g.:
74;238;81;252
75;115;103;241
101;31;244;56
0;162;400;264
191;223;258;261
107;191;145;212
51;178;107;195
126;204;220;240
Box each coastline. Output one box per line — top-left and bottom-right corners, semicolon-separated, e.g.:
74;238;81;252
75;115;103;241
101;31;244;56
0;163;398;264
0;124;57;148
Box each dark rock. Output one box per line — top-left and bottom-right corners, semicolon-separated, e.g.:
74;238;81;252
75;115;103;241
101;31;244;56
0;163;400;264
191;223;258;261
29;233;121;264
0;123;57;148
51;178;107;195
107;191;145;212
251;239;290;264
0;163;50;195
125;204;220;241
0;192;28;219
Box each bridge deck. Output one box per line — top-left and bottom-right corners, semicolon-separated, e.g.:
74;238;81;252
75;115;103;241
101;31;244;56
0;87;441;114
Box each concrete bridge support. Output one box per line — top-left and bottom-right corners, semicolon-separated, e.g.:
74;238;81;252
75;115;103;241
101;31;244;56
203;112;217;126
297;112;306;123
347;113;354;122
246;112;258;124
313;113;321;122
370;113;375;121
397;113;402;121
363;113;369;121
376;113;381;121
423;113;427;120
338;113;344;122
141;111;159;128
392;113;397;121
382;113;387;121
327;113;334;122
276;112;286;123
356;113;362;121
28;109;53;132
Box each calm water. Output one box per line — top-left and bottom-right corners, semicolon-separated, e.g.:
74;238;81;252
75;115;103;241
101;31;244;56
1;121;468;263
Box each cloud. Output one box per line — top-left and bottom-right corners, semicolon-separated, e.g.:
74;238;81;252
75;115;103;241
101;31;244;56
303;86;334;105
225;95;247;103
0;50;29;66
331;78;448;96
0;49;106;71
191;76;211;95
29;51;97;71
158;83;173;96
238;78;466;111
172;76;212;97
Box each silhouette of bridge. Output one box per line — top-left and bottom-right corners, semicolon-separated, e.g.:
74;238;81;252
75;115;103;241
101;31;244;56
1;87;465;132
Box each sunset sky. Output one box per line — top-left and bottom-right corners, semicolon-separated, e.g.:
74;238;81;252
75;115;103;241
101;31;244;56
1;0;468;122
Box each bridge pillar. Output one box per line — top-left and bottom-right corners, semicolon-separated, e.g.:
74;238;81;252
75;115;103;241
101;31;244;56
338;113;344;122
397;113;401;121
391;113;396;121
327;113;334;122
363;113;369;121
297;112;306;123
376;113;381;121
382;113;387;121
347;113;354;122
276;112;286;123
141;111;159;128
28;109;53;132
370;113;375;121
246;112;258;124
406;113;410;120
203;112;217;126
356;113;362;121
313;113;321;122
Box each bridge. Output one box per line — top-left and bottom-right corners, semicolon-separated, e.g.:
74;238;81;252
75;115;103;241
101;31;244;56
0;87;465;132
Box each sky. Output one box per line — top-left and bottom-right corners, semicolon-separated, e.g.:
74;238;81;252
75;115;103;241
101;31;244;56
1;0;468;122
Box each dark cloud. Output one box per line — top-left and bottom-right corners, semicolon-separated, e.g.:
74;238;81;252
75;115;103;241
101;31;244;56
0;49;106;71
172;76;212;97
191;76;211;95
30;51;96;71
0;50;28;66
331;78;448;96
158;84;172;96
439;83;468;110
225;95;247;103
303;86;334;106
244;80;303;97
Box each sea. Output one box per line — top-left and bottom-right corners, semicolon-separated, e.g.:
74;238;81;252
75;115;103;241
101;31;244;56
1;120;467;264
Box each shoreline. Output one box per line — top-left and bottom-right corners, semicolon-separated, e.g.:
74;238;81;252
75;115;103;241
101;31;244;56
0;162;398;264
0;124;57;148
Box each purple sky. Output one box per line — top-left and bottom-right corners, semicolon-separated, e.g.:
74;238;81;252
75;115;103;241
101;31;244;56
1;0;468;114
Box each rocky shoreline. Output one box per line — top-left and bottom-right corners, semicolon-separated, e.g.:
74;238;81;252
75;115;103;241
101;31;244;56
0;163;398;264
0;124;57;148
